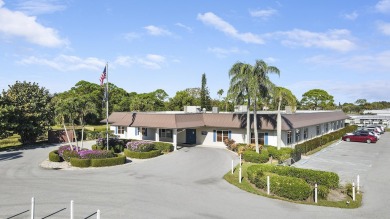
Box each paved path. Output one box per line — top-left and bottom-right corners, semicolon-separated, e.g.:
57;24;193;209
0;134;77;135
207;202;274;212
0;136;390;218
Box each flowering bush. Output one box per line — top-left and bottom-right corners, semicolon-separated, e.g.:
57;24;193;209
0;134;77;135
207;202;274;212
58;145;80;158
126;141;155;152
78;149;115;159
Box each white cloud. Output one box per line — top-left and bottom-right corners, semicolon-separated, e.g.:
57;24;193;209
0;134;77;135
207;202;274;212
18;55;105;71
175;22;192;32
0;1;67;47
343;11;358;20
249;8;277;19
197;12;264;44
273;29;356;52
376;0;390;13
114;56;135;66
16;0;66;15
264;57;278;63
124;32;141;41
207;47;247;58
114;54;167;69
144;25;172;36
146;54;165;63
377;21;390;35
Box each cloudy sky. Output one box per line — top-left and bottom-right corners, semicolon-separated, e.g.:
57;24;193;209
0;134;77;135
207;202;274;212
0;0;389;103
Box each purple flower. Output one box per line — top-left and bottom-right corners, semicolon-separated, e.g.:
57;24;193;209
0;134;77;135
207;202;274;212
126;141;155;152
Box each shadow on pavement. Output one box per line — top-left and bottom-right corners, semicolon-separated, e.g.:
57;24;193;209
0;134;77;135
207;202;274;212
0;152;23;161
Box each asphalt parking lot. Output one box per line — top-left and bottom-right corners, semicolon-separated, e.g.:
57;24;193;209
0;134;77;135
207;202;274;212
1;135;390;218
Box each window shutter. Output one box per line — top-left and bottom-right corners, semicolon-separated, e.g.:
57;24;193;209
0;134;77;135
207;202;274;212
213;130;216;142
265;132;268;145
228;130;231;139
115;126;118;134
135;127;138;136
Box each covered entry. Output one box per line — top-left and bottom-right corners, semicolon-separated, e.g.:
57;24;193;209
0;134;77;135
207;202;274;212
186;129;196;144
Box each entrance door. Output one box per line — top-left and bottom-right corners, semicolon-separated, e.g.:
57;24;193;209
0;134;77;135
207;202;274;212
186;129;196;144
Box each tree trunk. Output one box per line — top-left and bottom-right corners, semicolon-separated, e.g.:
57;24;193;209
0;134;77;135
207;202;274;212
246;98;251;145
254;99;259;153
277;96;282;150
71;122;78;150
62;117;73;151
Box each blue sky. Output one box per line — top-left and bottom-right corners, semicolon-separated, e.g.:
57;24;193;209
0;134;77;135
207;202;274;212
1;0;389;104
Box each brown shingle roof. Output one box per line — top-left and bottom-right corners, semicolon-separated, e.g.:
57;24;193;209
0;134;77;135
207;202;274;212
105;111;349;131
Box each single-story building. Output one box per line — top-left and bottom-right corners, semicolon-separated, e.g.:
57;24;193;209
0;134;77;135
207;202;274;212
104;107;349;151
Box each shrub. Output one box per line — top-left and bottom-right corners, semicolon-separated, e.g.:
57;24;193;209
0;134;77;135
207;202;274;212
154;142;173;153
58;145;79;158
266;146;293;162
91;154;126;167
62;150;80;162
242;150;269;163
247;165;264;183
247;164;339;189
126;141;155;152
224;138;237;151
318;185;330;199
49;150;62;162
70;157;91;168
253;173;312;200
124;149;161;159
78;150;115;159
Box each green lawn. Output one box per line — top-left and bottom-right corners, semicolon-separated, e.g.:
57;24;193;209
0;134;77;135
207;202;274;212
224;162;362;208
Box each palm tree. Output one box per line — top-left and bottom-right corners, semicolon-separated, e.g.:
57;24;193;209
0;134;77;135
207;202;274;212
54;98;73;150
250;60;280;153
273;86;296;150
217;89;224;100
76;95;97;149
228;62;252;145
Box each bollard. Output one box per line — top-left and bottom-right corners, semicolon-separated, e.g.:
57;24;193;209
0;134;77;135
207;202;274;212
97;209;101;219
70;200;74;219
31;197;35;219
239;154;242;167
239;167;242;183
357;175;360;194
267;176;270;195
352;182;356;201
314;184;318;203
231;160;234;174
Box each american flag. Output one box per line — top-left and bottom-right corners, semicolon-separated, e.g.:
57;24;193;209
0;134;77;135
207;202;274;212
100;66;106;86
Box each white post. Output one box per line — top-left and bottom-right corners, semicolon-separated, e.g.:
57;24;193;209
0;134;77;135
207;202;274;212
239;167;242;183
31;197;35;219
314;184;318;203
267;176;270;195
155;128;160;142
239;154;242;167
357;175;360;194
231;160;234;174
97;209;101;219
70;200;74;219
352;182;356;201
173;129;177;151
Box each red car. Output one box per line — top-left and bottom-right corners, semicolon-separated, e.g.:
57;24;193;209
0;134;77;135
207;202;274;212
342;131;377;143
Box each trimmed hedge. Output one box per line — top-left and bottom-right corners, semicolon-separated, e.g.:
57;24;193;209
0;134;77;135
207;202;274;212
247;164;339;189
49;150;62;162
318;185;330;199
62;150;80;162
70;154;126;168
266;146;293;161
253;173;312;201
295;125;358;154
154;142;173;153
70;157;91;168
124;149;161;159
242;150;269;163
91;154;126;167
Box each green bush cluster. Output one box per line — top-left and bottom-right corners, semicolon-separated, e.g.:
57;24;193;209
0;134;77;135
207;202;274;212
253;173;312;200
49;150;62;162
247;164;339;189
70;154;126;168
318;185;330;199
266;146;293;162
154;142;173;153
124;149;161;159
295;125;357;154
62;150;80;162
242;150;269;163
92;143;124;153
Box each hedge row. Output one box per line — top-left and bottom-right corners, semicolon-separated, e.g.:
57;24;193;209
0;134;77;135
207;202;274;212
70;154;126;168
266;146;293;161
154;142;173;153
252;173;312;201
49;150;62;162
295;125;358;154
124;149;161;159
247;164;339;189
242;150;269;163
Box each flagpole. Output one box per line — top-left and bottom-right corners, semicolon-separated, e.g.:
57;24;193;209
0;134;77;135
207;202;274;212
106;62;109;150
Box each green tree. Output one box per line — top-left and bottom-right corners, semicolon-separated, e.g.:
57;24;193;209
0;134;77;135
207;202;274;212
200;73;211;110
300;89;335;110
0;81;53;144
167;90;198;111
52;96;74;149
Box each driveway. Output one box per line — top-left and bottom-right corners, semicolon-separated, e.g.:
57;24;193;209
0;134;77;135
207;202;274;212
0;137;390;218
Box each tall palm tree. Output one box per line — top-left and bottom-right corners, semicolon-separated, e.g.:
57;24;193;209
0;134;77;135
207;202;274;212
54;98;73;150
273;86;296;150
228;62;252;144
76;95;97;149
250;60;280;153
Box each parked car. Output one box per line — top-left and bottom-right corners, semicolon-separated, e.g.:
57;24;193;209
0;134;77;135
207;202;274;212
342;130;378;143
367;125;385;134
360;126;382;134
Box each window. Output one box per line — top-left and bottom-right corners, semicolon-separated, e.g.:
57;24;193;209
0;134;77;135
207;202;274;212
142;128;147;136
303;128;308;139
251;132;265;145
340;120;344;128
117;126;125;134
287;131;292;144
217;130;229;142
325;123;329;132
159;129;173;138
316;125;320;135
295;129;300;142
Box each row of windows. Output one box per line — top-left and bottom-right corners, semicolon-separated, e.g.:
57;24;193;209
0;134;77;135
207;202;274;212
117;127;174;138
287;120;344;144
